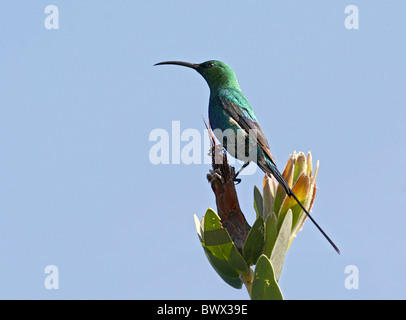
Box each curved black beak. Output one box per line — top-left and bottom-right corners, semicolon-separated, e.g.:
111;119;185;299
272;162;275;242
154;61;199;69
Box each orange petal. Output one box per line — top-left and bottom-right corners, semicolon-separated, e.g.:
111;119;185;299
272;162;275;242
273;154;295;216
278;173;311;230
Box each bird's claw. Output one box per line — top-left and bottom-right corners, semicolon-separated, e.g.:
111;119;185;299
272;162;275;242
207;168;225;184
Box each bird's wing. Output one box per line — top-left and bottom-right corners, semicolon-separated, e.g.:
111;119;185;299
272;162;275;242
218;90;277;166
219;92;340;254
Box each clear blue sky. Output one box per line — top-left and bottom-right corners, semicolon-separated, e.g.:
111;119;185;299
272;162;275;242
1;1;405;299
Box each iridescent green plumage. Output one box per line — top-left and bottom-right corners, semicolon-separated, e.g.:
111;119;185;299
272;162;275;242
155;60;339;254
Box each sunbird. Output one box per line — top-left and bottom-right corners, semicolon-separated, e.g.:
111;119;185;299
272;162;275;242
155;60;340;254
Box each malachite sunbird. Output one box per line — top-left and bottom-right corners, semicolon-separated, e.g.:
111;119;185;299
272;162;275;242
155;60;339;254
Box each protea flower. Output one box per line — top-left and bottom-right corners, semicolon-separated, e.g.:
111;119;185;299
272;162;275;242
260;151;319;249
195;140;320;299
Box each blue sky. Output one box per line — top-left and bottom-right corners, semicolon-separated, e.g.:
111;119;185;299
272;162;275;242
1;1;405;299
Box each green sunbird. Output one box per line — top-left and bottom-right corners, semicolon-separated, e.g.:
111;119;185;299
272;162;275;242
155;60;339;254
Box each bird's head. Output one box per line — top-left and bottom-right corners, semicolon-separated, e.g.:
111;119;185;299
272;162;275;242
154;60;240;91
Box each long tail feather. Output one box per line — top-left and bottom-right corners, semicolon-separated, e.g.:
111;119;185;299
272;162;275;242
260;160;340;254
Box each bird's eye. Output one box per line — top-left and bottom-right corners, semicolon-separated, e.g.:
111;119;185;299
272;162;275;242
208;63;215;68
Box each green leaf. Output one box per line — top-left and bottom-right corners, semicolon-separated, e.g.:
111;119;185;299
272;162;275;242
194;214;204;243
271;209;292;282
194;210;246;289
242;216;265;266
253;186;263;219
202;247;243;289
251;255;283;300
203;208;249;275
263;213;278;258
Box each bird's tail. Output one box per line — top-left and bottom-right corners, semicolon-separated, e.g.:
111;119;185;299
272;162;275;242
259;160;340;254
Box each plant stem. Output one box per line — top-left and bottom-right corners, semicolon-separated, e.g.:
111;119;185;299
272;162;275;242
241;268;254;298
